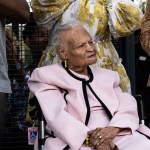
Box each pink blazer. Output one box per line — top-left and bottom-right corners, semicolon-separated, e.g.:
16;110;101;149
28;63;150;150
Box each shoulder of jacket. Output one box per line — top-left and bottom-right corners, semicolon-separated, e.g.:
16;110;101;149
91;66;117;75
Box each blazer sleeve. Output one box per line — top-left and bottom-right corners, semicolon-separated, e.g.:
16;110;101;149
108;72;139;135
140;0;150;56
28;68;90;149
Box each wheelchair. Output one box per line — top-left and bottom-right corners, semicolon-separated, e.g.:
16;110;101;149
35;94;145;150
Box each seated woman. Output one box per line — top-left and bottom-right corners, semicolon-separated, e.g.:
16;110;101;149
28;23;150;150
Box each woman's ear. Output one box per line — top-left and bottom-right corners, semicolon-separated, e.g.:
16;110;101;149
58;48;67;60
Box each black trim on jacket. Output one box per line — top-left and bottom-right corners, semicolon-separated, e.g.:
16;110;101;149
62;63;112;150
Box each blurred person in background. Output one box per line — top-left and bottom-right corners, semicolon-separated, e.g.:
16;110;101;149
3;12;48;132
141;0;150;56
6;28;26;82
22;13;48;75
0;0;30;145
22;12;48;128
5;28;28;132
139;0;150;126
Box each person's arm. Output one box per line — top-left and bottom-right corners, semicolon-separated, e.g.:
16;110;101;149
0;0;30;23
88;72;139;149
140;0;150;56
108;72;139;134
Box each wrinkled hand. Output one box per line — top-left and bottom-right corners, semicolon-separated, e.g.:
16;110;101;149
88;127;120;149
95;139;116;150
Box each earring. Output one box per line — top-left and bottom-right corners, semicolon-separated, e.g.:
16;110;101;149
64;59;67;68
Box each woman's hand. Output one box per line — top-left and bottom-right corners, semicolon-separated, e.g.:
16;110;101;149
88;127;121;149
95;139;116;150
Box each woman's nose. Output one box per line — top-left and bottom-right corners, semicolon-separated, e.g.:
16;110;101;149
86;42;95;51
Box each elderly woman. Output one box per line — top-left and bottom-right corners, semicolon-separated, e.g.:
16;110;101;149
28;23;150;150
27;0;144;128
140;0;150;56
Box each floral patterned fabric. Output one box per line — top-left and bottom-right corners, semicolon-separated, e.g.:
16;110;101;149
141;0;150;56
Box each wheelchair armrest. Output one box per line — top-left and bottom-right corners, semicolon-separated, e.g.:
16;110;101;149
133;95;145;125
38;106;45;150
35;97;45;150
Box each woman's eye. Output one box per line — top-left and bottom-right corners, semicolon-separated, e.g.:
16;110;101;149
89;41;95;44
78;44;85;48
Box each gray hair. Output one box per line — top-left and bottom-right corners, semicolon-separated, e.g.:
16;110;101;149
51;22;85;53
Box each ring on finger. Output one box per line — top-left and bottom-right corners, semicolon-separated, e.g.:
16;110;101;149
97;142;100;146
99;135;102;139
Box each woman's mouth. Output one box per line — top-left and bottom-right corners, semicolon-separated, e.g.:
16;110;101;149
88;53;96;58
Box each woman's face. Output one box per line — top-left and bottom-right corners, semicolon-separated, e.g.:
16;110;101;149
60;27;97;69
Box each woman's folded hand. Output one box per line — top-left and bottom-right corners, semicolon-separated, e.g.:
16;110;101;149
96;139;116;150
87;127;121;149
